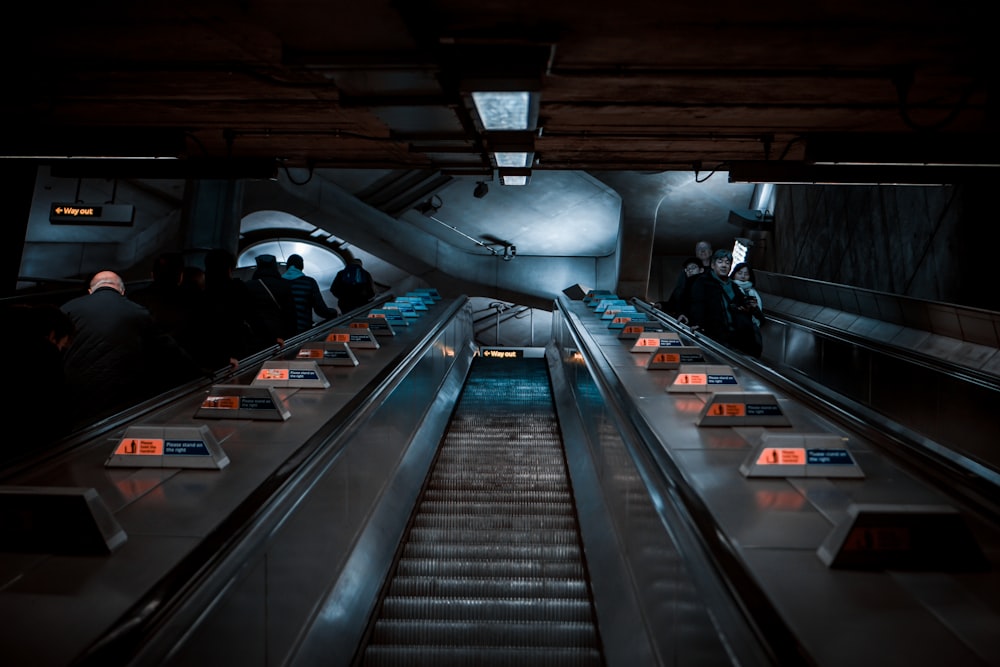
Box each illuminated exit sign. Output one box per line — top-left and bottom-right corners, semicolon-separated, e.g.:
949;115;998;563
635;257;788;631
49;202;135;226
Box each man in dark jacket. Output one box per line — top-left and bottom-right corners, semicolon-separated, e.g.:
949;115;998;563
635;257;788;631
61;270;203;425
687;249;737;345
330;257;376;313
245;254;298;349
282;254;338;334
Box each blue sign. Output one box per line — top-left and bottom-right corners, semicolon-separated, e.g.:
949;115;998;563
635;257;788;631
164;440;211;456
807;449;855;465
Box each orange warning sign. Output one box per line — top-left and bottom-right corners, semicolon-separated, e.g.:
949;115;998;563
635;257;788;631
114;438;164;456
755;447;806;465
202;395;240;410
367;313;387;320
623;325;643;334
653;352;680;363
675;373;708;385
326;333;351;343
297;348;324;358
842;526;911;552
349;321;370;328
636;337;660;347
706;402;746;417
257;368;289;380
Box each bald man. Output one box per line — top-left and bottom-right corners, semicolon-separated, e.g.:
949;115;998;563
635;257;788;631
88;270;126;294
60;270;203;425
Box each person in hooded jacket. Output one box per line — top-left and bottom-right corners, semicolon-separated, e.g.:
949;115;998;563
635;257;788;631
282;254;338;334
330;257;376;313
245;254;298;350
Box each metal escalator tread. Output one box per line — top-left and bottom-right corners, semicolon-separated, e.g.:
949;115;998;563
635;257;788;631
361;356;604;666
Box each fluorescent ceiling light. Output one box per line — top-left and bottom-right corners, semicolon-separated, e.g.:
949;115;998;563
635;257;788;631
472;91;530;130
501;175;528;185
494;152;530;168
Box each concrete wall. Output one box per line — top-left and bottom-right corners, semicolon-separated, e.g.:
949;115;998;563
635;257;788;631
770;183;995;311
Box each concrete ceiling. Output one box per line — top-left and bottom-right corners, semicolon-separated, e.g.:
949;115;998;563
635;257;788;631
6;1;996;277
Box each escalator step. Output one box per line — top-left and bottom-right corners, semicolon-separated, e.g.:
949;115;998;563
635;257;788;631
363;644;602;667
369;619;599;648
421;489;572;504
387;575;589;598
405;527;580;545
417;501;574;515
410;514;577;532
376;596;596;622
400;542;582;561
394;558;585;579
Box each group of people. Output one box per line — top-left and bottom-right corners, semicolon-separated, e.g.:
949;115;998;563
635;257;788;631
3;251;377;457
659;240;764;358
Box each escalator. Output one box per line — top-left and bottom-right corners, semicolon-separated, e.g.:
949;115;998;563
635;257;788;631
358;354;604;666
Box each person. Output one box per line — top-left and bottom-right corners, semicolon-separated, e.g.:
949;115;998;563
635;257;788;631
687;248;736;343
282;254;339;334
181;265;206;293
728;261;764;357
245;253;298;350
661;256;703;321
1;303;77;454
200;248;255;370
330;257;376;313
60;270;204;425
659;240;711;321
129;252;203;362
730;262;764;327
694;240;713;271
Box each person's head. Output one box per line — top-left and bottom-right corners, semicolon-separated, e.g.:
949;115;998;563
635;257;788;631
694;241;713;264
89;270;125;295
681;256;703;277
252;254;280;278
710;249;733;278
181;265;205;290
731;262;754;282
286;254;304;270
150;252;184;285
205;248;236;278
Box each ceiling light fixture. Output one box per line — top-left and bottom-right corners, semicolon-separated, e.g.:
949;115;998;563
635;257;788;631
470;91;540;185
499;168;531;186
471;91;531;130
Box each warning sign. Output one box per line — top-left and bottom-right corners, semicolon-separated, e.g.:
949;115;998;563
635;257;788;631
755;447;807;465
201;395;240;410
114;438;164;456
258;368;289;381
706;402;746;417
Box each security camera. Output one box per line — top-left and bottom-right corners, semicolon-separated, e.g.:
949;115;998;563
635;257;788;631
473;181;489;199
